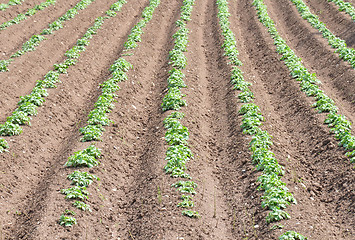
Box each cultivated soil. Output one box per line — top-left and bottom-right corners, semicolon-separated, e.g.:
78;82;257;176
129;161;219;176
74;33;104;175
0;0;354;239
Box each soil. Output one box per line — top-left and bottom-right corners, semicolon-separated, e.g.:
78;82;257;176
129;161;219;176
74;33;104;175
0;0;353;239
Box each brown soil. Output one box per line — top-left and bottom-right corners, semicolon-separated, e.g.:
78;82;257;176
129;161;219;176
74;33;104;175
0;0;354;239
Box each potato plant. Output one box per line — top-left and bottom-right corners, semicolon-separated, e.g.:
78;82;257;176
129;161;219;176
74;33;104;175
279;231;308;240
59;214;77;227
161;0;199;218
0;138;9;153
64;145;101;168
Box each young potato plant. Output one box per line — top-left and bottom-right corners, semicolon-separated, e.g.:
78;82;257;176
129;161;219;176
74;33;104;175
178;195;194;208
0;122;23;136
279;231;308;240
217;0;304;238
0;0;96;72
65;145;101;168
182;210;200;218
161;0;199;218
0;0;56;31
0;138;9;153
290;0;355;69
73;200;92;212
161;88;187;111
61;186;89;200
67;171;100;187
253;0;355;164
329;0;355;21
59;214;77;227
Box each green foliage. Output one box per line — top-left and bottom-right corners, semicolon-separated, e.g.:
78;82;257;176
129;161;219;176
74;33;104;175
0;122;22;136
266;209;290;223
0;60;11;72
0;138;9;153
172;181;197;194
165;125;189;145
87;110;112;126
7;110;31;126
164;145;192;178
167;68;187;88
17;102;38;116
67;171;99;187
330;0;355;20
161;87;186;111
110;58;133;72
12;35;46;58
80;124;104;141
65;145;101;168
18;93;45;107
73;200;92;211
59;214;77;227
178;193;195;208
61;186;89;200
279;231;307;240
182;210;200;218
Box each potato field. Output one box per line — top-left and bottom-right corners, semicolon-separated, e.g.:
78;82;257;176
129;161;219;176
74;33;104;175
0;0;354;239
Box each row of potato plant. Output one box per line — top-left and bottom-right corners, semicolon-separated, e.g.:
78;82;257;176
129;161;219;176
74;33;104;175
79;0;160;142
289;0;355;69
0;0;24;11
60;0;161;226
161;0;199;218
254;0;355;164
329;0;355;21
217;1;306;239
0;0;96;72
0;0;56;31
0;1;125;154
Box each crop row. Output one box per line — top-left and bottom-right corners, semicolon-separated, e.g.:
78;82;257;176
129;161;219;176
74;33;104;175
254;0;355;164
0;0;24;11
160;0;199;218
0;0;56;31
0;0;124;153
289;0;355;69
216;1;306;239
328;0;355;21
0;0;96;72
59;0;161;227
